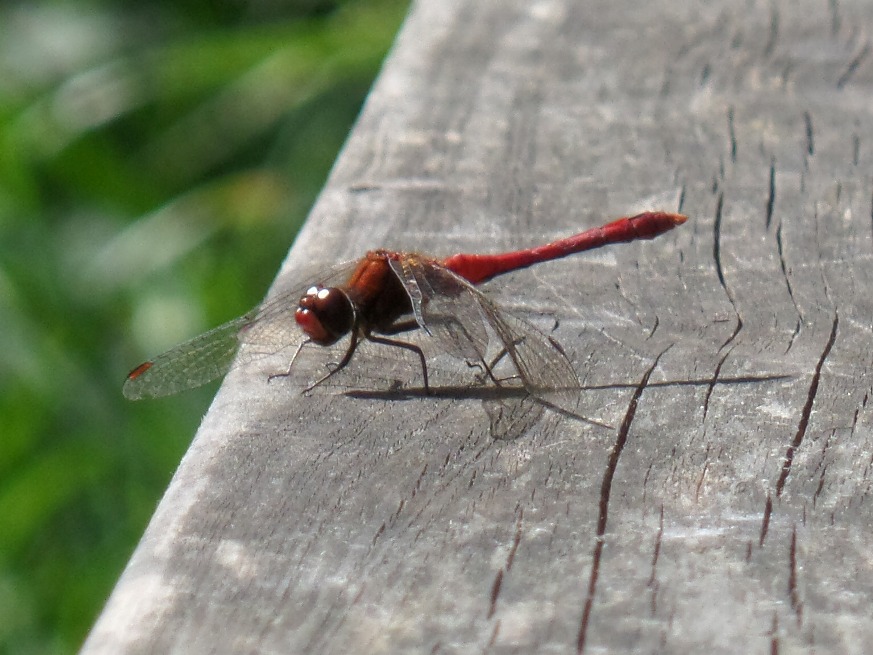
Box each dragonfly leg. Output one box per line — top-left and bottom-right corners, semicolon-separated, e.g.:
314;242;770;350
465;357;502;386
366;333;430;393
302;331;360;392
378;318;421;335
268;338;312;383
467;345;525;386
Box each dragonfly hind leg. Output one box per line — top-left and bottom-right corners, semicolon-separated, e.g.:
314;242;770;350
464;357;502;386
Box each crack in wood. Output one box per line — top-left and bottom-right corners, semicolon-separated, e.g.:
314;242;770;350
414;463;428;496
775;314;839;498
372;522;386;547
727;107;737;163
813;463;828;510
770;612;780;655
803;112;815;156
760;494;773;547
788;525;803;626
646;315;660;339
829;0;842;35
712;192;743;350
647;506;665;616
713;192;727;289
766;158;776;229
487;620;500;648
695;446;711;502
812;429;835;508
870;183;873;242
642;462;654;505
576;350;664;654
775;221;802;353
763;6;779;58
506;507;523;571
487;569;503;619
760;314;839;545
485;505;523;621
391;499;405;524
703;349;731;420
836;41;870;88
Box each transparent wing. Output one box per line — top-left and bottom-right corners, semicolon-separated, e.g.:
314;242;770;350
393;257;581;415
236;261;360;348
389;256;490;363
123;316;251;399
123;260;361;399
479;301;581;414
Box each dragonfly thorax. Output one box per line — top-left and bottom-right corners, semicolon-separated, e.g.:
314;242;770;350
295;285;355;346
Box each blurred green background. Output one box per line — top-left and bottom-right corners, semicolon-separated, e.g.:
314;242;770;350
0;0;409;651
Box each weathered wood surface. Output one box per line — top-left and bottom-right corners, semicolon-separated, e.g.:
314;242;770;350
85;0;873;652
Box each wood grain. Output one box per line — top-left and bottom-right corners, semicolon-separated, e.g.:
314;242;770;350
84;0;873;652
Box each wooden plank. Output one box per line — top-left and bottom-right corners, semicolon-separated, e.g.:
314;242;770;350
84;0;873;652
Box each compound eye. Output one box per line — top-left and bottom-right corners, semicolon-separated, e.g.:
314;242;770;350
295;286;354;346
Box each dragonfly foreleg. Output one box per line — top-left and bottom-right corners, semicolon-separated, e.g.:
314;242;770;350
268;338;312;383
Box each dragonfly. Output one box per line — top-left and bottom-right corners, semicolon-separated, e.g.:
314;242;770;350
124;211;687;421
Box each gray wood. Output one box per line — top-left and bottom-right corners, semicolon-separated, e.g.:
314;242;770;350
84;0;873;652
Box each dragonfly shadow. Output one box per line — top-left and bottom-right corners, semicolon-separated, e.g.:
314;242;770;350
342;372;795;439
343;384;608;438
343;372;794;402
344;384;529;402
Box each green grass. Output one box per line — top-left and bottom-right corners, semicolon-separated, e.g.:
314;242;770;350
0;1;409;651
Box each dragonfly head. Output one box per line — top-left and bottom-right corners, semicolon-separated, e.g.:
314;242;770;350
295;286;355;346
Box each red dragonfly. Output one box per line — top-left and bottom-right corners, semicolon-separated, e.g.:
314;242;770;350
124;211;687;415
